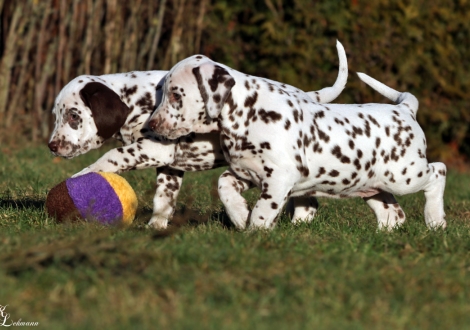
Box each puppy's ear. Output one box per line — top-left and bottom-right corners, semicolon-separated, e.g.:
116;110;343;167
80;82;131;140
192;63;235;118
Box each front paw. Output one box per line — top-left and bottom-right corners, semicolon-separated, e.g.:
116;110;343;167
148;215;169;229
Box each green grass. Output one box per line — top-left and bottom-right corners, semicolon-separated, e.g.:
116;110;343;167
0;143;470;329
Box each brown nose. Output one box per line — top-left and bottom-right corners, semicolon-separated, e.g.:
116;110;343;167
48;141;59;152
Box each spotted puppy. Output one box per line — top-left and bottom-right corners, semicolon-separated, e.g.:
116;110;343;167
149;50;446;230
48;41;348;228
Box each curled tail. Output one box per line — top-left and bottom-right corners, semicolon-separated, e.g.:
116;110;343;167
307;40;348;103
357;72;419;117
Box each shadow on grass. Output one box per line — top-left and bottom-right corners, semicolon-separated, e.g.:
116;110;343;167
0;197;44;210
136;181;235;233
136;205;235;233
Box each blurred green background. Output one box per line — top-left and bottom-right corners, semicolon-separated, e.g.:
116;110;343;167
0;0;468;167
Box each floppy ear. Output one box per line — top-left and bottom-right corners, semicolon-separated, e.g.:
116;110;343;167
80;82;131;140
192;63;235;118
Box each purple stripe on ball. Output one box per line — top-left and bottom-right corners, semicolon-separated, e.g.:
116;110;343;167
66;172;123;225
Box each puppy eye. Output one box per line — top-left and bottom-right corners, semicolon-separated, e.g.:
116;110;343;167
69;113;79;121
172;93;181;101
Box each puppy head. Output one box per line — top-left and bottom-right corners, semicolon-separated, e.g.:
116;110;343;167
48;77;131;158
149;55;234;139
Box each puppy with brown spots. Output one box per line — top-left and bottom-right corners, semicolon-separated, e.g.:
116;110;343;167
149;41;446;230
48;42;348;228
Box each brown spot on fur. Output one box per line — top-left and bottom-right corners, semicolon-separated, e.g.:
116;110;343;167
259;109;282;124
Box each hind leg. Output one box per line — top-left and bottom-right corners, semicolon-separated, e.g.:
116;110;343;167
363;191;406;231
286;196;319;224
422;162;447;229
220;170;319;229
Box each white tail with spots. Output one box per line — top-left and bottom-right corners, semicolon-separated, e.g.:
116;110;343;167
357;72;419;116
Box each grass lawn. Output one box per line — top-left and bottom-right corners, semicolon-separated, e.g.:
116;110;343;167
0;143;469;329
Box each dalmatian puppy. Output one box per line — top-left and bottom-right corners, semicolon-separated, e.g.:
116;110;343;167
148;47;446;230
48;41;349;228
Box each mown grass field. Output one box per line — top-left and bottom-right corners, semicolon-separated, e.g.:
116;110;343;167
0;143;469;329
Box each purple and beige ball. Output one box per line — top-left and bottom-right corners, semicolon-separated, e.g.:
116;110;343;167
46;172;138;226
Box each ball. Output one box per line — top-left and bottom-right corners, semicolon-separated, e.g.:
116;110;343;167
46;172;138;226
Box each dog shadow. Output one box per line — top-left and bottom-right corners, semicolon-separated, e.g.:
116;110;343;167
0;197;45;210
135;205;235;233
